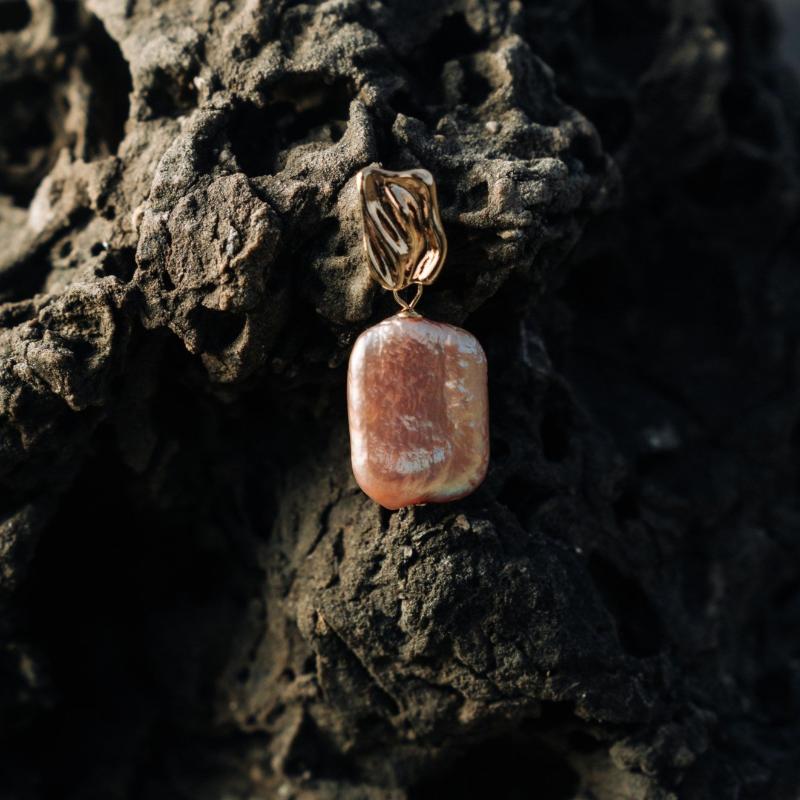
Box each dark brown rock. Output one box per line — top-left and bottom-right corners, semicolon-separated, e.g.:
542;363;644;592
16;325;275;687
0;0;799;798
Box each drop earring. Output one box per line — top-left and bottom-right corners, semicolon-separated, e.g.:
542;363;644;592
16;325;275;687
347;166;490;510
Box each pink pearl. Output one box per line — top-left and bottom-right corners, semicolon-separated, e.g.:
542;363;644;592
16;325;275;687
347;313;489;509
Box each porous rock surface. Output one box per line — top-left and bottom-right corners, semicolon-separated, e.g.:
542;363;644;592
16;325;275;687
1;1;799;798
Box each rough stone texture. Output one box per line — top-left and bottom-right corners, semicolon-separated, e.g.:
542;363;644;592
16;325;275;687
0;1;798;799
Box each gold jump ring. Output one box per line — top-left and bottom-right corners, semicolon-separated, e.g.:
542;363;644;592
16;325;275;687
392;284;424;312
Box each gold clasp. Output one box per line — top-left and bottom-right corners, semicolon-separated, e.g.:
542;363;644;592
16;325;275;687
357;166;447;311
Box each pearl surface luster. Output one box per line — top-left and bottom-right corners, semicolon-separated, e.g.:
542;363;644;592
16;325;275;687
347;313;489;509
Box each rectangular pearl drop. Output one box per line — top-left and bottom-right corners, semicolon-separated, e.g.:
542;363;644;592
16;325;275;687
347;313;489;509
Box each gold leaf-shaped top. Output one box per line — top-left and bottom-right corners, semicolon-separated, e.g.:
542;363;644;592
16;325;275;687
357;166;447;291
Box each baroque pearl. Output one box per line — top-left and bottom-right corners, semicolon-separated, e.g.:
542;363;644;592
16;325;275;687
347;313;489;509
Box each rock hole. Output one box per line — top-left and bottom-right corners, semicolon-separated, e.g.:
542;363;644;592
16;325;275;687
315;218;345;257
391;88;426;119
424;13;488;66
0;77;56;206
161;271;175;291
302;654;317;674
188;307;246;353
82;14;132;155
103;247;136;283
0;251;52;299
378;505;392;534
264;703;284;725
269;72;351;144
0;12;130;206
143;67;198;119
565;129;605;173
460;61;493;106
236;667;251;683
233;32;259;60
59;241;73;258
410;730;580;800
283;714;356;780
464;180;489;211
54;0;80;34
332;529;344;563
0;0;30;31
402;13;490;109
588;554;664;657
229;74;352;176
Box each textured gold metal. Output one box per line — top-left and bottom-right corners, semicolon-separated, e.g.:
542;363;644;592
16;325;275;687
357;166;447;293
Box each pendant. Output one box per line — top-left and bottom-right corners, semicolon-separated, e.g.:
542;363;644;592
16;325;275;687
347;166;489;509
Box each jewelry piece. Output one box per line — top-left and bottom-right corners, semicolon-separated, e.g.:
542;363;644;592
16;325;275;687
347;166;490;509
